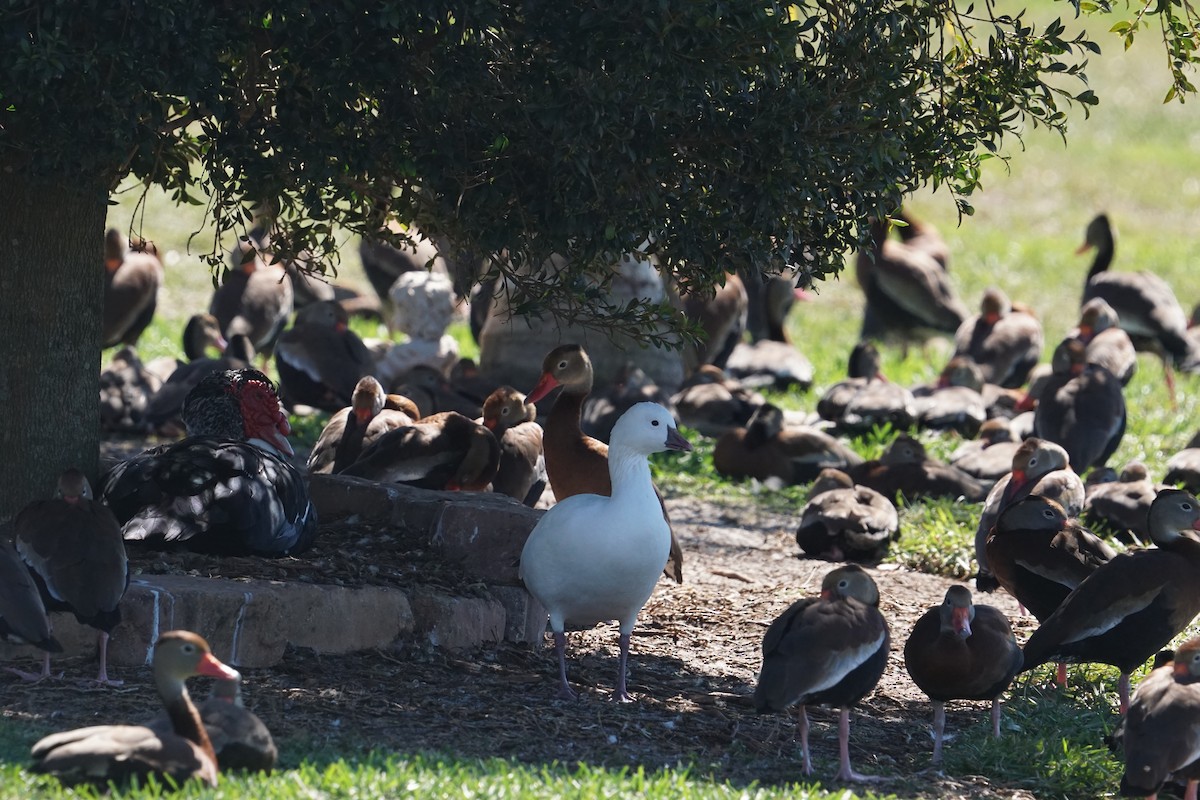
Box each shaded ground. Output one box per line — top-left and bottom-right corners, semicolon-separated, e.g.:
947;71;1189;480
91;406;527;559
1;484;1053;798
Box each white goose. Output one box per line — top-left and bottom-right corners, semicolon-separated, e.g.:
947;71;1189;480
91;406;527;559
519;402;692;701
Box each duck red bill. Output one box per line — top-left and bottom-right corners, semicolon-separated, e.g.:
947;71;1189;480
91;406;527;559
196;653;241;681
526;373;560;404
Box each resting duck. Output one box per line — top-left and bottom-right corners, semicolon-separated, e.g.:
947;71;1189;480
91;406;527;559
306;376;420;475
143;319;253;435
949;418;1021;483
1021;488;1200;712
953;288;1043;389
1033;337;1126;476
848;434;989;503
671;365;765;438
101;369;318;557
724;339;815;391
209;243;293;357
794;468;899;564
904;585;1023;765
753;564;890;783
1165;433;1200;495
893;206;951;268
102;228;163;349
98;347;163;433
14;469;128;684
274;300;375;412
1083;461;1158;541
856;216;969;347
1119;636;1200;799
987;496;1116;622
147;675;277;773
912;356;988;438
519;403;691;701
816;341;888;423
30;631;240;787
713;403;864;487
340;411;500;491
0;537;61;678
1074;298;1138;386
527;344;684;583
391;364;484;419
1079;212;1193;405
481;386;546;506
973;438;1085;591
581;363;675;443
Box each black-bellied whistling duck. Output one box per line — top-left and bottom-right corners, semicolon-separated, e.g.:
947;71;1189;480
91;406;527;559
99;347;163;433
904;585;1023;765
795;469;898;564
848;434;989;503
681;272;748;370
31;630;240;787
1119;636;1200;799
339;411;500;491
953;288;1044;389
143;332;255;436
14;469;128;685
102;229;163;349
724;339;815;391
816;341;888;424
1074;297;1138;386
527;344;684;583
893;206;951;268
713;403;864;487
306;376;420;475
1084;461;1158;541
834;348;916;433
1021;488;1200;712
753;564;890;783
274;300;374;412
0;536;62;678
519;404;691;701
101;369;317;557
481;386;545;506
987;496;1115;625
1165;433;1200;495
147;675;277;773
856;216;969;348
949;418;1021;483
209;242;293;358
912;356;988;438
1033;338;1126;476
391;364;484;419
1079;212;1193;406
671;365;765;438
973;438;1085;591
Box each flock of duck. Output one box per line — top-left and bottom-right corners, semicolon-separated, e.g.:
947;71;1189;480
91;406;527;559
6;211;1200;797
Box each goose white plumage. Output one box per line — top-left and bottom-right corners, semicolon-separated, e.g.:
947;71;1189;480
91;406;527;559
519;402;692;701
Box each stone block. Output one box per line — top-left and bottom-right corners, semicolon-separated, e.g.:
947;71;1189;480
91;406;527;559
276;582;413;653
308;474;412;524
430;497;541;584
409;589;505;650
489;586;547;645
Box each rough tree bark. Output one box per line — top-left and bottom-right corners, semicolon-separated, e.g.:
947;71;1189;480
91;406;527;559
0;172;108;521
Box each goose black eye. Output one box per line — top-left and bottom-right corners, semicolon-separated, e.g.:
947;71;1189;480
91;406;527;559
651;419;660;427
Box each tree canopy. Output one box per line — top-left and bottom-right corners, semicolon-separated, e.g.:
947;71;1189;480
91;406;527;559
0;0;1196;515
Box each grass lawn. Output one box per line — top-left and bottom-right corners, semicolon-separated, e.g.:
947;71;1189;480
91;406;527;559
5;1;1200;798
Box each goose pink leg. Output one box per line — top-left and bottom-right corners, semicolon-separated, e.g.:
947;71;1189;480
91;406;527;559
931;700;946;765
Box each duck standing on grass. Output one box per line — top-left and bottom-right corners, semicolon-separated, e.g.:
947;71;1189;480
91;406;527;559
519;402;691;702
753;564;890;783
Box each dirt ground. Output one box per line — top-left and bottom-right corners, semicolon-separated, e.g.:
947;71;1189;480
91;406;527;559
0;477;1068;799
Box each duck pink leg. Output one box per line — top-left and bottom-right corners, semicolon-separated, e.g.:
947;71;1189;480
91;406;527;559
991;698;1002;738
93;631;123;686
1056;662;1068;687
553;631;577;700
931;700;946;766
1184;777;1197;800
614;632;633;703
1119;672;1131;714
5;651;54;682
836;707;880;783
1165;363;1179;411
796;705;812;776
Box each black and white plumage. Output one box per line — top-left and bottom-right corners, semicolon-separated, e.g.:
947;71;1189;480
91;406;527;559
100;369;317;557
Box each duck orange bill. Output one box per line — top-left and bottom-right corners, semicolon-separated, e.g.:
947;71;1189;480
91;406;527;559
196;653;242;682
665;427;693;452
525;373;559;404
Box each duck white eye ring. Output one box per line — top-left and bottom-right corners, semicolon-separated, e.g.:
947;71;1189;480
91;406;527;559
1183;502;1194;512
838;579;849;589
1028;457;1039;468
557;360;569;370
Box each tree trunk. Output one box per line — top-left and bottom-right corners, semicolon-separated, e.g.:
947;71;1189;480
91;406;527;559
0;172;108;521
